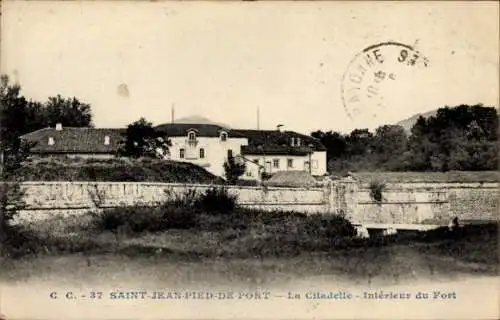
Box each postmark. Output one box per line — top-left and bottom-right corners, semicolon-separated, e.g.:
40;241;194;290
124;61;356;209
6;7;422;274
341;41;430;121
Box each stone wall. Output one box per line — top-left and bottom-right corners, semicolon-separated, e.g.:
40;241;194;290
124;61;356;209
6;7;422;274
448;183;499;222
345;182;498;226
12;180;499;227
14;182;329;223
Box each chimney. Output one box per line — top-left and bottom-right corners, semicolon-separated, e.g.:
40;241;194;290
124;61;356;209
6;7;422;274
55;123;62;131
256;106;260;130
277;124;285;133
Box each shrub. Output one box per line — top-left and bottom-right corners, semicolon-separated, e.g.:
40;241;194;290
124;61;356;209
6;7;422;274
234;179;259;187
195;186;237;214
298;213;357;239
92;188;202;233
368;180;386;203
223;156;246;184
1;180;26;257
92;206;165;233
261;172;273;180
159;202;197;229
159;189;199;229
0;181;25;223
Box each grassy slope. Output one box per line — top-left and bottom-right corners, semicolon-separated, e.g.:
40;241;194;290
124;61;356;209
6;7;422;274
348;171;500;183
9;157;223;183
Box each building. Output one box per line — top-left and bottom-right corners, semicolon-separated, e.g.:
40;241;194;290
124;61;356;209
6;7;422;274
21;118;328;180
20;124;125;159
154;122;248;177
155;117;327;179
230;127;327;179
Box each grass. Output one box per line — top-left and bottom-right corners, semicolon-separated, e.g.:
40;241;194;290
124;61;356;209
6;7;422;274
3;220;497;288
4;206;498;270
346;171;500;183
7;157;224;183
2;192;357;259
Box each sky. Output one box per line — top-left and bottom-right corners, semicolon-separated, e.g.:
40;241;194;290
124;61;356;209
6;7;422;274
1;1;498;135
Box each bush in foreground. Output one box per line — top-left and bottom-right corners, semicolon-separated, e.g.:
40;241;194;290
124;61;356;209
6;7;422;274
91;186;238;233
92;206;165;233
195;186;236;214
92;203;198;234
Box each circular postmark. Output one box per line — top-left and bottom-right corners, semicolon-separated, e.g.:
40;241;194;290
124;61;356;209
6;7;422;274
341;41;430;121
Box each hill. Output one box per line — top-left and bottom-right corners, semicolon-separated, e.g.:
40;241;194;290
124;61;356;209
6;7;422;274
171;115;231;128
395;109;438;133
396;106;499;133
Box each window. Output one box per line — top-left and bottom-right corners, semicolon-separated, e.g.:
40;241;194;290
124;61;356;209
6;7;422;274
179;148;185;159
265;161;271;171
200;148;205;159
220;132;228;141
227;149;233;159
48;137;55;145
104;136;110;145
273;159;280;168
296;137;301;146
188;131;196;141
287;159;293;168
312;160;318;169
246;171;253;177
290;137;295;146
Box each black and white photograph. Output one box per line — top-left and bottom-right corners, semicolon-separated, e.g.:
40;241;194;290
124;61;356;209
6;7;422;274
0;1;498;319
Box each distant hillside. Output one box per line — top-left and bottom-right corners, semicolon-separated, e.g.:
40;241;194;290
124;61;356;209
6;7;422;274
172;115;231;128
396;106;499;133
395;109;438;133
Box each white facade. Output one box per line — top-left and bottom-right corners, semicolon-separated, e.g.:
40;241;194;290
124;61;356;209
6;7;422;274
241;151;327;180
168;134;248;177
159;122;327;180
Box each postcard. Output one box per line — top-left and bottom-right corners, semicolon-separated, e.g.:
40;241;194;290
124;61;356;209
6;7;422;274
0;1;498;319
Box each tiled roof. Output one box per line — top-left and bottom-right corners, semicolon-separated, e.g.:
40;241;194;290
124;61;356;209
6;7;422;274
231;129;327;155
20;127;125;154
20;124;327;156
155;123;232;137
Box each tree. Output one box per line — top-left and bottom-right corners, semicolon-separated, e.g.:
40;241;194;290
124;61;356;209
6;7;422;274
345;128;374;156
405;105;498;171
315;104;497;173
44;94;93;127
0;75;28;256
372;125;408;169
311;130;347;161
0;75;28;154
1;75;94;166
223;155;246;184
1;75;94;256
119;117;171;158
